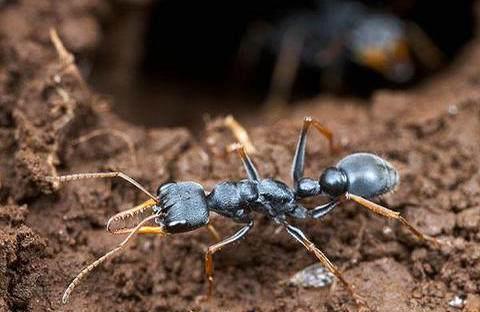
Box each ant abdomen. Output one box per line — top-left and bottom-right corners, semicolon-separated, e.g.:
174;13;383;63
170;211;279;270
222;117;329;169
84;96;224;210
337;152;399;199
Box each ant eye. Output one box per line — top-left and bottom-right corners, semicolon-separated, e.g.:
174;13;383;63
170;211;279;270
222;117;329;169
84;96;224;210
319;168;348;197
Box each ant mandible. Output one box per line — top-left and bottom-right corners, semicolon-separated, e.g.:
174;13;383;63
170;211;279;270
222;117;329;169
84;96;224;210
47;116;441;309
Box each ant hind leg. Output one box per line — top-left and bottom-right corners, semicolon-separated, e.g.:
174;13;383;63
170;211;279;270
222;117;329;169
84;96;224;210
292;116;338;188
284;222;369;310
346;193;442;248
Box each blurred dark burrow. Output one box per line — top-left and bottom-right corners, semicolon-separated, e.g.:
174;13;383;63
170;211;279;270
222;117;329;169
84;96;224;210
88;0;476;130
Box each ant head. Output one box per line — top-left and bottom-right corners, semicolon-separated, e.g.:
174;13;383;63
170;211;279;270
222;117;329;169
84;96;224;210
319;167;348;197
157;182;174;196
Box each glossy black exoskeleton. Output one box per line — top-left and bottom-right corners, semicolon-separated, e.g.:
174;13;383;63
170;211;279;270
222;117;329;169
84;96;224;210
50;116;440;309
243;0;449;98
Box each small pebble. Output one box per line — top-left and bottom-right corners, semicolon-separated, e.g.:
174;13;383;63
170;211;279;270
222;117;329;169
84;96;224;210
448;104;459;115
289;263;333;288
448;295;465;309
383;226;393;235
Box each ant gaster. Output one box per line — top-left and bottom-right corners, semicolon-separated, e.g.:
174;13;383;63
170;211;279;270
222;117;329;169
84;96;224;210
48;116;441;309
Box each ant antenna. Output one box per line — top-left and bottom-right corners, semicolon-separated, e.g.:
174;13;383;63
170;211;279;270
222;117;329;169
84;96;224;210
62;214;164;303
46;172;158;203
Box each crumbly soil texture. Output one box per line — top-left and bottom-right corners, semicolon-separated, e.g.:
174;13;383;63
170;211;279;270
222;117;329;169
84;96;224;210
1;1;480;312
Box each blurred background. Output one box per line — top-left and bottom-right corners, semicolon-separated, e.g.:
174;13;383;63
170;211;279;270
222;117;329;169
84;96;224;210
85;0;476;130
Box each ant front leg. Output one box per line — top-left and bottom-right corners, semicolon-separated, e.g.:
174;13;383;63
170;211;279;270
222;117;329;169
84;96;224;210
292;116;337;189
204;220;254;299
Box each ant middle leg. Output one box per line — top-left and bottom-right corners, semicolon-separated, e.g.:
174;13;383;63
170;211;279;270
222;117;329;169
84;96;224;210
346;193;442;248
205;220;254;299
308;200;340;219
283;222;369;309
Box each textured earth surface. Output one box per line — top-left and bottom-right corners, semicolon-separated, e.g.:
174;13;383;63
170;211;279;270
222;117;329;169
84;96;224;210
1;1;480;311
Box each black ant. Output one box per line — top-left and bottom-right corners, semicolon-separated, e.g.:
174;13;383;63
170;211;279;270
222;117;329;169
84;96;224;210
47;116;441;309
240;0;444;106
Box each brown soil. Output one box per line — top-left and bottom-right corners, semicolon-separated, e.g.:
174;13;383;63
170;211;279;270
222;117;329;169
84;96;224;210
1;1;480;312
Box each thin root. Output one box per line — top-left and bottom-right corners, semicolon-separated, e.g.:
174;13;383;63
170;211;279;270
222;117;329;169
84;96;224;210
49;28;88;90
73;129;138;166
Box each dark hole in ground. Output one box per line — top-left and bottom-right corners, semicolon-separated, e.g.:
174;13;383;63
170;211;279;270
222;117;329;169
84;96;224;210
89;0;475;131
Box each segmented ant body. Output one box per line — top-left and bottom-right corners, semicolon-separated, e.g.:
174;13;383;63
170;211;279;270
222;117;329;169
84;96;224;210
244;0;446;105
269;0;415;83
48;117;440;309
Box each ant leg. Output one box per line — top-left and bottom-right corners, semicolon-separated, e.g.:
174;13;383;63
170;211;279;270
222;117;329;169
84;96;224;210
284;222;369;309
263;26;304;112
227;143;261;181
111;226;167;235
407;22;444;71
346;193;441;248
224;115;257;155
205;220;254;299
308;200;340;219
292;116;337;187
207;224;221;242
62;214;164;304
233;21;271;86
45;172;158;202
